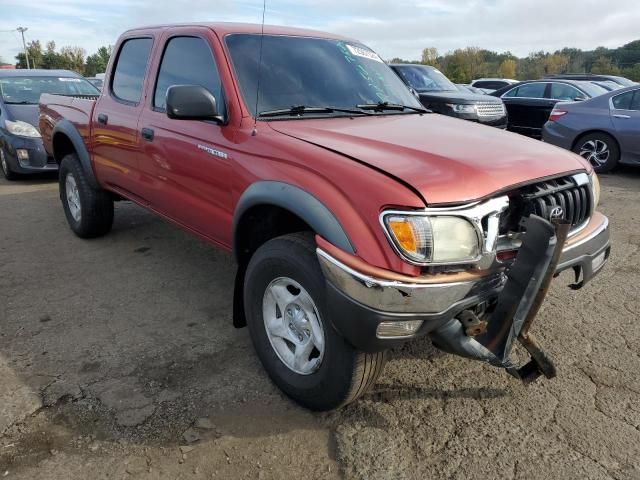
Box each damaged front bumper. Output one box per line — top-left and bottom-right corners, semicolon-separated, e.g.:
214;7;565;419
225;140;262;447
318;211;610;382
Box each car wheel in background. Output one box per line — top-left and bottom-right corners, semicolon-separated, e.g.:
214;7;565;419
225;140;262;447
244;232;387;411
573;133;620;173
59;153;114;238
0;147;18;181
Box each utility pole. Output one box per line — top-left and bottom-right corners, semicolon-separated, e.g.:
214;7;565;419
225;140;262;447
16;27;30;69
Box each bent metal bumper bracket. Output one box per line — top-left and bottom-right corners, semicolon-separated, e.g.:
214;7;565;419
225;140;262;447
431;215;571;384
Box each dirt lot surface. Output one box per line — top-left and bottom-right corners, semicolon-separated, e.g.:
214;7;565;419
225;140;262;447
0;171;639;480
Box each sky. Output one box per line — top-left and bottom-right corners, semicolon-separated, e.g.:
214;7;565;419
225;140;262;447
1;0;639;65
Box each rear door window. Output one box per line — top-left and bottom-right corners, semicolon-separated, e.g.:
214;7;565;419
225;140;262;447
612;91;634;110
153;36;224;114
549;83;583;101
515;82;547;99
111;38;153;104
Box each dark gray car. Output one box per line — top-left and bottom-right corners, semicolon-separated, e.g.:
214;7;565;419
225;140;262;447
543;85;640;173
0;69;99;180
390;64;507;128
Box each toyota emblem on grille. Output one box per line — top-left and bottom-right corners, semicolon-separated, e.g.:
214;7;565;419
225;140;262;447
549;206;564;220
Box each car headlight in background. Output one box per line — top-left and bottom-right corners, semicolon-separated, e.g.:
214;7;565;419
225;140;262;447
590;172;601;207
447;104;476;114
4;120;41;138
383;214;480;264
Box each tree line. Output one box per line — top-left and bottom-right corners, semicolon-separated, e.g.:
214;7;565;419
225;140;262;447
390;40;640;83
5;37;640;83
11;40;112;77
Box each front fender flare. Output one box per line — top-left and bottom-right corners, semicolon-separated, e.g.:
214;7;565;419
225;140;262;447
233;181;355;258
52;119;98;189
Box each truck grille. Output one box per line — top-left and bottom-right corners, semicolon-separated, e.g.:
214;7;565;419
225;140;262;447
500;176;592;234
475;102;506;118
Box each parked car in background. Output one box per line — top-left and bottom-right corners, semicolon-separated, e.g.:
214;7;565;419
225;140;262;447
543;85;640;173
591;81;624;92
470;78;518;93
391;64;507;128
86;77;104;90
456;84;490;95
0;69;99;180
491;80;608;138
544;74;636;88
39;23;610;411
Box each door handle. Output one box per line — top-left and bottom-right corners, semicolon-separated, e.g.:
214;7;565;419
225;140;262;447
97;113;108;125
613;114;631;119
141;127;154;141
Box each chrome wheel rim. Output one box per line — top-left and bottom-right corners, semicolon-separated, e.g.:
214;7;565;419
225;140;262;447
65;173;82;222
0;149;7;175
579;140;610;168
262;277;325;375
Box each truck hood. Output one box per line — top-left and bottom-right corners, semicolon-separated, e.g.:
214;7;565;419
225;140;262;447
269;114;589;205
3;104;39;128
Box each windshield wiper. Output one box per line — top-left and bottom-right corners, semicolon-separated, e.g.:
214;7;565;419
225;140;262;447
4;101;36;105
258;105;372;118
356;102;429;113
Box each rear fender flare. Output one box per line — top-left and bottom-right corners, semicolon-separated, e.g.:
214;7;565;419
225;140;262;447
52;119;98;188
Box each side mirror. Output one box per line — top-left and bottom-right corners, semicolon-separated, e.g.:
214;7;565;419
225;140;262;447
573;96;587;102
166;85;223;122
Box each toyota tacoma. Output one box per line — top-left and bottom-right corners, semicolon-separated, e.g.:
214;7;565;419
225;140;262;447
39;23;610;411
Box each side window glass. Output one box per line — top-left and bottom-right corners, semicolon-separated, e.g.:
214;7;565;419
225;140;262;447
503;87;518;98
112;38;153;104
612;91;634;110
154;36;224;115
514;82;546;98
628;91;640;111
550;83;582;101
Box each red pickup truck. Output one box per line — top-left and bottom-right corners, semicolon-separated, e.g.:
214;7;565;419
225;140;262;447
39;23;610;410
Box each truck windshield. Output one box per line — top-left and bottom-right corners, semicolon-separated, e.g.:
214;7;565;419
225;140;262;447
0;76;99;104
225;34;422;118
393;65;458;93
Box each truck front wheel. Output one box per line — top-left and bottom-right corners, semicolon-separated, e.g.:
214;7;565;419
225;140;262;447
59;154;114;238
244;232;386;411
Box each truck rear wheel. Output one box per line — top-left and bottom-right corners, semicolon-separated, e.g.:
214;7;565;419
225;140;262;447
59;154;114;238
244;232;386;411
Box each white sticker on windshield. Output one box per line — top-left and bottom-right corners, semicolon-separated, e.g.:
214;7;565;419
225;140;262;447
346;44;383;63
58;77;82;82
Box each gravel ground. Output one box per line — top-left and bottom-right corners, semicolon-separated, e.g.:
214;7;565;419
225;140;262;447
0;170;638;480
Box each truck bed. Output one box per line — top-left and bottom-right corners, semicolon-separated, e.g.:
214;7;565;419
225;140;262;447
39;93;99;156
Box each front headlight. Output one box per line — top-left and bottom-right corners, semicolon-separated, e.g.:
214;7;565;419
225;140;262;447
383;214;480;264
4;120;41;138
590;172;601;207
447;103;476;114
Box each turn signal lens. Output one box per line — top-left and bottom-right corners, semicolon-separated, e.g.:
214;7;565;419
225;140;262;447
591;172;601;206
384;215;432;263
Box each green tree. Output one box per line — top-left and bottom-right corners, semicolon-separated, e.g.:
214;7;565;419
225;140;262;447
85;46;112;76
15;40;43;68
543;53;569;74
59;46;86;73
591;55;620;74
421;47;439;67
41;41;66;69
498;59;517;78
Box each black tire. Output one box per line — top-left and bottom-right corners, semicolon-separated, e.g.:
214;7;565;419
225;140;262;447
573;132;620;173
244;232;386;411
0;147;18;181
59;154;114;238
